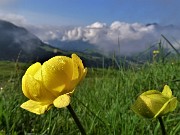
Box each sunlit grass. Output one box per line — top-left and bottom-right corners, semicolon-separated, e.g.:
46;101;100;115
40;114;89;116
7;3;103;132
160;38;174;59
0;58;179;134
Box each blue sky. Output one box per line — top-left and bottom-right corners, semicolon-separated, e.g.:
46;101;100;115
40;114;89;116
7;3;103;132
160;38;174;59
1;0;180;26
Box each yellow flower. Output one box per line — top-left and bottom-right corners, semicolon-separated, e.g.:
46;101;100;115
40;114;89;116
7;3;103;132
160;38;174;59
153;50;160;54
131;85;177;118
21;54;87;115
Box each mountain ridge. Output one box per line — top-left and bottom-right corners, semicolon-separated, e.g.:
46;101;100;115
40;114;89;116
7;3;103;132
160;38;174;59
0;19;80;63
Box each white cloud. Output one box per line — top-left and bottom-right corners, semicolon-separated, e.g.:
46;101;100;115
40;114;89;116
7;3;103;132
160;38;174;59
56;21;180;55
62;27;84;41
0;13;27;26
26;25;71;42
62;21;156;43
16;20;180;55
86;22;107;29
59;21;157;54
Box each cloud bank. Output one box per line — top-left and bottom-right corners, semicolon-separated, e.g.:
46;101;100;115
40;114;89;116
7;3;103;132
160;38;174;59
36;21;180;55
1;13;180;55
0;13;27;26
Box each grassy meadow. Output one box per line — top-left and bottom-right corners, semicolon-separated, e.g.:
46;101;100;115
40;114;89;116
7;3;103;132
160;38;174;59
0;55;180;135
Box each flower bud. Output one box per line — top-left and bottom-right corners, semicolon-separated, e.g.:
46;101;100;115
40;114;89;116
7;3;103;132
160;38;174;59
131;85;177;118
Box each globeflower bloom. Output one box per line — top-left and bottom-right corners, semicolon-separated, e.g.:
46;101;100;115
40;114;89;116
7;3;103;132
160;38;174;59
131;85;177;118
21;53;87;115
153;50;160;55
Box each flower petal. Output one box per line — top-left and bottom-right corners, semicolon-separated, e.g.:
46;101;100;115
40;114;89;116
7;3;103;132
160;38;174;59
162;85;172;98
141;90;162;96
131;95;154;118
140;93;168;116
20;100;52;115
53;94;70;108
154;97;178;118
71;53;87;79
25;62;41;76
66;54;87;91
65;57;79;91
22;74;55;102
72;53;84;78
42;56;74;95
72;55;80;80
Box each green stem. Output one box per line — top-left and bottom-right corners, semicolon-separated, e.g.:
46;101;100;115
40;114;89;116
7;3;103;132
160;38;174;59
158;117;166;135
67;104;86;135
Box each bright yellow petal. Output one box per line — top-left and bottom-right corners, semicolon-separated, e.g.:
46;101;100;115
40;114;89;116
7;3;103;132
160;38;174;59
131;96;154;118
66;68;87;92
53;94;70;108
46;56;74;79
141;93;168;116
22;74;55;102
72;54;84;78
72;55;80;80
71;53;87;80
66;54;87;91
65;57;79;91
33;65;43;81
20;100;52;115
72;54;84;68
42;56;74;95
154;97;178;118
141;90;161;96
25;62;41;76
22;75;31;100
162;85;172;98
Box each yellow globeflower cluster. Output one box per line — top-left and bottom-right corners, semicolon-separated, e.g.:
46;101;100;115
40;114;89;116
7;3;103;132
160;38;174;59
21;54;87;115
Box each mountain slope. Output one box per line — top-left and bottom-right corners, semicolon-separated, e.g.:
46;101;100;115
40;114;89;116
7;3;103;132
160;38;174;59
0;20;65;62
